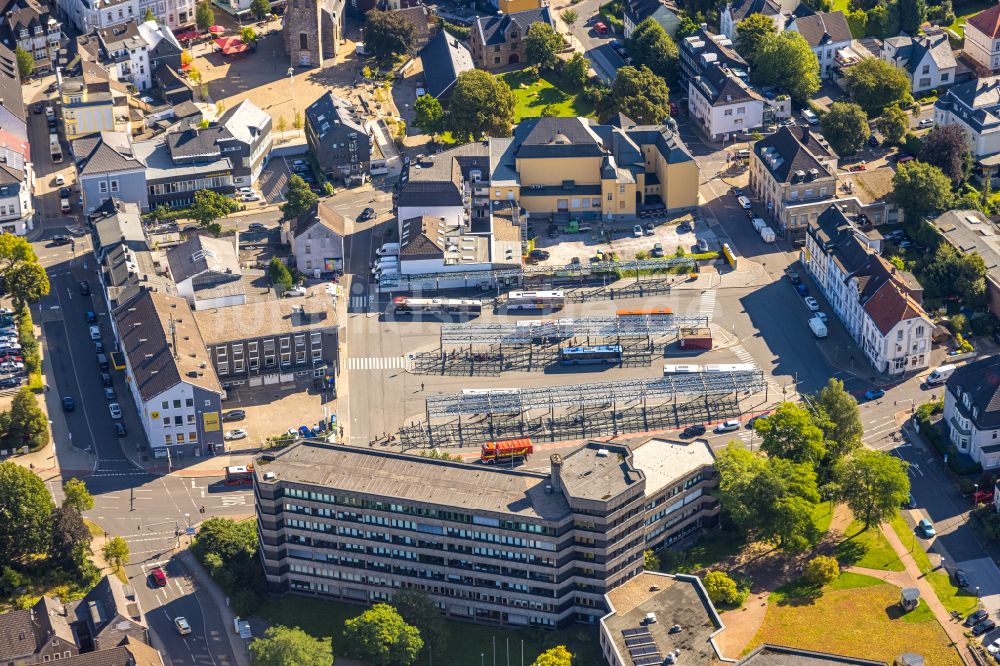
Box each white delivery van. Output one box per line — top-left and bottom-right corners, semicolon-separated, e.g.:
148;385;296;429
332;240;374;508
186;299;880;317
376;242;400;257
801;109;818;125
760;226;776;242
926;364;956;385
808;317;828;338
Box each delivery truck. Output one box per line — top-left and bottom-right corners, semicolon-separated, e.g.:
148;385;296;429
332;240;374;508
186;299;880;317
926;364;956;385
760;226;776;242
808;317;828;338
480;438;533;464
751;217;767;232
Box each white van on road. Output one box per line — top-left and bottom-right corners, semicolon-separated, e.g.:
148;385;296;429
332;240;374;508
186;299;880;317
926;364;956;385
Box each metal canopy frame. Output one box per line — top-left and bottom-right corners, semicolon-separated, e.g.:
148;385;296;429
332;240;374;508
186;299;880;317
377;257;696;287
439;314;711;345
425;371;767;417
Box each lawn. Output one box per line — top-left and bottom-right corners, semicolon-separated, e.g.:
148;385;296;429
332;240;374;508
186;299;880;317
949;0;995;37
835;519;905;571
811;500;835;535
747;573;962;664
658;528;745;574
500;70;595;122
257;596;601;666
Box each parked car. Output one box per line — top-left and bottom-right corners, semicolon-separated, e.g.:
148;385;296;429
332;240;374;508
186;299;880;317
529;249;550;261
644;222;655;235
283;285;307;298
174;617;192;635
223;409;246;421
795;283;809;296
903;493;916;509
0;361;24;372
51;235;70;246
966;609;989;627
54;174;64;185
358;207;376;221
680;424;706;438
242;192;261;202
298;425;313;438
714;419;741;433
247;222;267;232
86;311;97;323
864;388;885;401
108;402;122;419
652;243;664;257
59;187;71;198
868;134;880;147
78;281;90;295
150;567;167;587
973;618;996;636
803;296;820;311
0;377;21;388
632;225;643;237
677;221;691;233
114;422;126;437
986;637;1000;654
815;311;828;323
848;163;867;172
62;396;75;411
697;238;709;252
917;518;936;538
918;118;934;128
89;325;101;340
593;21;609;34
236;187;253;196
104;387;116;400
225;428;247;440
100;372;112;386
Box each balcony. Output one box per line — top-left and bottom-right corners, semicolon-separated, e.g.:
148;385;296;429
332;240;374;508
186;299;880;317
949;416;972;436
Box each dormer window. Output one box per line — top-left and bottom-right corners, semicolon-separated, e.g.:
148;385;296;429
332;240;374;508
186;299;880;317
963;392;972;410
974;406;979;420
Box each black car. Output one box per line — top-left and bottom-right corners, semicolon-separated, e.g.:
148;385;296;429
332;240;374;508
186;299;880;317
954;569;969;588
94;341;104;354
223;409;246;422
974;618;996;636
99;372;112;387
965;609;989;626
681;424;706;438
78;281;89;295
59;187;71;198
358;207;375;221
0;376;21;388
529;249;550;260
51;235;70;246
62;396;75;411
114;422;126;437
548;226;560;238
247;222;267;232
868;134;880;147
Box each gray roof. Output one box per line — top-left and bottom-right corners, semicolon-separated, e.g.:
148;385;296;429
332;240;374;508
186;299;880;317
692;62;763;107
790;11;852;47
753;126;835;182
305;91;366;140
932;210;1000;281
217;99;270;147
193;284;337;345
114;290;222;402
935;75;1000;135
73;132;142;176
292;200;347;239
419;30;473;99
473;7;553;47
92;198;145;255
131;137;232;181
166;126;229;160
624;0;679;25
73;575;145;647
97;19;143;52
885;31;956;75
400;215;447;258
727;0;782;22
948;356;1000;430
740;644;888;665
165;234;240;285
556;441;644;501
516;117;606;159
398;141;490;207
56;639;163;666
0;607;42;661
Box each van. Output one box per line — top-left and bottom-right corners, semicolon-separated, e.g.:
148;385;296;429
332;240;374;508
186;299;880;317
737;195;752;210
927;364;957;385
734;149;750;160
801;109;818;125
376;242;400;257
96;353;109;371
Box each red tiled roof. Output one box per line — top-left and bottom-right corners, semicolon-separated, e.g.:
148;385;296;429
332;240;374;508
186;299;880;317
967;4;1000;39
862;281;928;335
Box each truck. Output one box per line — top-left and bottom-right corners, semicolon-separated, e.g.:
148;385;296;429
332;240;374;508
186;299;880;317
480;438;533;465
49;134;62;163
926;364;956;385
760;226;776;243
808;317;828;338
751;217;767;233
376;242;400;257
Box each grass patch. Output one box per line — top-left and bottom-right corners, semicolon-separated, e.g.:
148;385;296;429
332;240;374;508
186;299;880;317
258;596;601;666
888;512;932;574
927;570;980;617
835;520;904;572
84;519;104;539
747;576;962;664
500;70;594;122
811;500;835;536
658;528;745;574
901;599;936;624
948;0;995;37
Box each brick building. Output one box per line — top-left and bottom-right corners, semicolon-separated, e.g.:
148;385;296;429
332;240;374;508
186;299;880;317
283;0;346;67
469;7;554;71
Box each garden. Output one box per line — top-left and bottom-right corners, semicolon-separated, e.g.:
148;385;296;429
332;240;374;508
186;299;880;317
499;69;596;122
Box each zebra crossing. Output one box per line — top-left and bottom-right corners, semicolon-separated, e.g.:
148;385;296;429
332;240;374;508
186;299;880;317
730;344;785;397
698;290;716;321
349;295;368;311
345;356;407;370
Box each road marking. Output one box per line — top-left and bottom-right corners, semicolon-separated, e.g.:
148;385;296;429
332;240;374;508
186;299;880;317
220;496;246;506
350;295;367;310
729;344;783;396
346;356;406;370
698;290;716;321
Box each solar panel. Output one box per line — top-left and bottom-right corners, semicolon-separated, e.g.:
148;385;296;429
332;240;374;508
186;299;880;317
628;645;657;657
633;655;662;666
625;637;654;648
621;627;649;638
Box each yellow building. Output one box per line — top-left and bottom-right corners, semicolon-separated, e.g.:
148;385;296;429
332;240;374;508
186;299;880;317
489;116;699;219
59;61;131;142
497;0;542;13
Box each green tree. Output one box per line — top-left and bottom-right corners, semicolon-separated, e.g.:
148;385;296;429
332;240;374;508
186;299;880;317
844;57;912;115
609;65;670;125
6;261;49;307
892;160;953;223
735;13;777;64
190;189;238;227
531;646;572;666
675;15;699;40
525;22;562;70
344;603;423;666
919;243;987;307
268;257;293;291
143;7;156;21
14;46;32;80
445;70;516;141
845;8;868;37
0;461;54;561
280;174;319;221
49;506;91;568
559;9;579;29
413;94;444;134
756;402;826;466
703;570;745;605
240;26;257;44
752;31;820;102
392;589;447;659
293;111;303;130
643;548;660;571
8;387;48;449
877;105;909;145
364;9;417;60
920;124;972;185
802;555;840;586
276;116;288;134
898;0;926;33
195;2;214;31
250;0;271;20
814;378;863;462
62;478;93;512
820;102;869;156
249;625;332;666
0;234;36;274
562;52;590;88
837;449;910;529
102;536;130;571
627;18;679;83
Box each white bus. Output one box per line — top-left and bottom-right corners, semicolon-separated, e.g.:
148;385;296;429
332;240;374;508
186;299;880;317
461;388;520;396
507;290;566;310
393;297;482;314
663;364;700;374
703;364;756;373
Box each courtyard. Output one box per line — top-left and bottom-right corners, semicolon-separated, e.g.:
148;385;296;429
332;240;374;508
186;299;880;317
500;69;595;121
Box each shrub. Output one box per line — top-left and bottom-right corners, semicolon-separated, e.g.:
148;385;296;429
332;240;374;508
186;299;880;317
902;133;923;156
970;312;999;336
803;555;840;587
703;570;748;606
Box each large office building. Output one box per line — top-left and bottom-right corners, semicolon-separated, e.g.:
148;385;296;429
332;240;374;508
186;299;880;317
255;438;719;628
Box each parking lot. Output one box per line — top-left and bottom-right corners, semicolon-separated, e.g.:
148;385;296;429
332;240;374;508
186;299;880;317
219;381;336;448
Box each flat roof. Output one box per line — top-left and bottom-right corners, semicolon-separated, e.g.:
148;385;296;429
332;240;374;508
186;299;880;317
630;438;715;497
193;285;337;345
132;138;232;181
557;442;644;502
256;442;571;521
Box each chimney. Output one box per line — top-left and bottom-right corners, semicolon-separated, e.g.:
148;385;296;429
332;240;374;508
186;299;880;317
549;454;563;491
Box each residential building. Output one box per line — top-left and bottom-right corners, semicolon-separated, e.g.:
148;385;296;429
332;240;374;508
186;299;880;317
165;234;245;310
787;10;852;79
934;76;1000;178
137;0;194;30
679;28;744;84
720;0;785;40
282;0;346;66
91;197;144;261
58;60;132;141
193;284;338;389
804;204;932;376
255;438;718;627
623;0;680;38
838;165;900;226
0;0;61;76
286;200;346;276
469;7;554;71
962;3;1000;74
72;575;148;651
81;19;182;92
419;30;473;100
880;28;957;94
113;289;225;458
73;131;148;213
214;99;273;187
749;125;838;241
0;596;80;663
0;43;33;236
305;92;375;183
59;0;141;34
58;640;164;666
945;356;1000;469
931;210;1000;317
688;62;765;141
389;5;433;48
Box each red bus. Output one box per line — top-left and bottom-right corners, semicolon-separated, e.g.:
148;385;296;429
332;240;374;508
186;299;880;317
616;308;673;316
224;465;254;486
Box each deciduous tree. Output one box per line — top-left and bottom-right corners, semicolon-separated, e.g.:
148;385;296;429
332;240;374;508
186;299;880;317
703;570;746;605
8;388;48;450
364;10;417;60
756;402;826;466
344;603;423;666
837;449;910;529
393;589;447;659
844;58;912;115
609;65;670;125
143;7;156;21
240;26;257;44
250;0;271;20
414;94;444;134
525;22;562;69
752;31;820;102
14;47;32;80
190;189;238;227
249;625;332;666
562;52;590;88
735;13;776;64
898;0;926;33
102;536;130;571
877;105;909;145
445;70;516;141
49;506;91;568
803;555;840;586
920;124;972;185
268;257;293;291
62;478;94;512
6;261;49;307
892;160;953;223
558;9;578;29
195;2;214;32
280;174;318;221
531;646;572;666
0;461;53;562
814;378;863;461
820;102;869;156
627;18;678;83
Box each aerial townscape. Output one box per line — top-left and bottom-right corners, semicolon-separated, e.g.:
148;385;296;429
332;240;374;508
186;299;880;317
8;0;1000;662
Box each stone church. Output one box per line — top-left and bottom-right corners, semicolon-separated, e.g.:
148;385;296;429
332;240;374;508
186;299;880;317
283;0;347;67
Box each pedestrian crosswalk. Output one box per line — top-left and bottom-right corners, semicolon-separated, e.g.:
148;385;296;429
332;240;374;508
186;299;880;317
863;417;900;446
350;295;368;310
346;356;407;370
698;290;716;321
730;344;785;397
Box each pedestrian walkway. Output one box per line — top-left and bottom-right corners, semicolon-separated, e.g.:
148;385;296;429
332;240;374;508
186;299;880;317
349;294;369;311
731;343;784;396
697;289;716;321
345;356;407;370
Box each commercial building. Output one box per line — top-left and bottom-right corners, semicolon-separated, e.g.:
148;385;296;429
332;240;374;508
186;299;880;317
0;0;61;76
0;43;33;236
879;28;957;94
469;7;555;70
286;200;346;276
73;131;148;213
165;234;245;310
58;60;132;141
787;10;852;79
113;290;224;458
255;438;718;628
944;356;1000;469
931;210;1000;317
305;92;375;184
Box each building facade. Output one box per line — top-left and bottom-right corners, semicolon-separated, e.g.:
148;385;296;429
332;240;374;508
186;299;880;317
719;0;785;40
470;7;554;70
58;60;131;141
60;0;141;34
255;438;718;628
305;92;373;182
623;0;680;38
0;43;33;236
287;201;346;276
934;76;1000;165
963;3;1000;74
787;11;852;79
73;131;148;213
0;0;61;75
283;0;345;67
945;357;1000;469
880;29;956;94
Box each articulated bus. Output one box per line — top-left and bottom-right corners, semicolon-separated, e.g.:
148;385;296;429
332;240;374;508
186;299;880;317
615;308;674;316
507;291;566;311
392;297;483;314
224;465;254;486
559;345;623;365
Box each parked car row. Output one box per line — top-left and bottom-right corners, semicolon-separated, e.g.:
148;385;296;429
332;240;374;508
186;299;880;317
0;308;24;387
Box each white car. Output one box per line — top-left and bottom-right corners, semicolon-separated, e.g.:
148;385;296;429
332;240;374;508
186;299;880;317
714;419;741;433
242;192;261;202
174;617;191;635
89;325;101;340
108;402;122;419
283;285;307;297
225;428;247;440
987;638;1000;654
0;361;23;372
804;297;820;311
918;118;934;128
632;225;643;237
236;187;253;196
815;311;828;323
54;174;65;185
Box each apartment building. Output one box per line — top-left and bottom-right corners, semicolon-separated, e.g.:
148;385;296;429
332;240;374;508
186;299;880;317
944;356;1000;469
719;0;785;40
804;204;932;376
59;0;140;33
934;76;1000;170
880;29;956;94
0;44;33;237
77;19;182;92
787;11;851;79
255;438;719;628
0;0;61;75
73;131;148;213
59;60;131;141
962;3;1000;74
688;63;765;141
286;200;346;276
305;92;374;184
623;0;680;38
165;234;245;310
137;0;194;30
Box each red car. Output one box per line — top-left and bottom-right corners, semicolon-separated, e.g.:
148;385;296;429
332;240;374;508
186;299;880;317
848;164;866;172
594;21;609;35
150;567;167;587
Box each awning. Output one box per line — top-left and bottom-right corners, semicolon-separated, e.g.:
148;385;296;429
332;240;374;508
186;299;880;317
214;37;249;55
208;25;225;34
175;30;200;40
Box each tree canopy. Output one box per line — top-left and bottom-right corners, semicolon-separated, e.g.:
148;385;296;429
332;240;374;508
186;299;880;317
844;58;912;115
249;625;333;666
525;22;562;69
281;174;319;221
919;125;972;185
62;478;94;512
250;0;271;20
268;257;293;291
752;31;820;102
191;189;238;227
195;2;214;31
703;570;746;605
627;18;679;83
344;603;423;666
102;536;130;570
897;0;926;33
876;105;909;145
609;65;671;125
49;506;91;570
414;94;444;135
0;461;54;562
446;70;516;142
562;52;590;88
814;379;863;461
531;646;572;666
392;589;446;659
892;160;953;223
364;10;417;60
756;402;826;466
0;235;48;307
14;47;32;80
8;387;48;451
734;13;777;64
920;242;988;307
820;102;869;156
837;449;910;529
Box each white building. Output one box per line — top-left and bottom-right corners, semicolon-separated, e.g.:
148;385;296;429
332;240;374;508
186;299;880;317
934;75;1000;169
60;0;140;33
719;0;787;41
0;43;33;236
165;235;246;310
787;11;852;79
137;0;194;30
688;63;765;141
963;3;1000;74
285;200;346;277
804;204;932;377
880;29;957;94
943;356;1000;469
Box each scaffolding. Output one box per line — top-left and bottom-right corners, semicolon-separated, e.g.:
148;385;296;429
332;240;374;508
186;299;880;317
425;370;767;418
439;314;711;345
